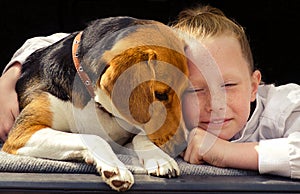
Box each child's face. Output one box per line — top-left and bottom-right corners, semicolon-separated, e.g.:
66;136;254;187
182;35;261;140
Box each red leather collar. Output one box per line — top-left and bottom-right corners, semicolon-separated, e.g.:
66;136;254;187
72;31;95;98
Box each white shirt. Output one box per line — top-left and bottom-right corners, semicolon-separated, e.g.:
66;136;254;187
232;83;300;178
3;33;69;74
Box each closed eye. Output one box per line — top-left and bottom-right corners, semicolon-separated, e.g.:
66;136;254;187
222;83;237;88
185;88;204;93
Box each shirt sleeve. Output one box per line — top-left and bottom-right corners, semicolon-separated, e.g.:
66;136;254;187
259;112;300;178
287;132;300;178
2;33;69;74
258;138;291;177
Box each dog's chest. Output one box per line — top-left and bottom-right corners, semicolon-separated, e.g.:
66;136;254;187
48;94;133;145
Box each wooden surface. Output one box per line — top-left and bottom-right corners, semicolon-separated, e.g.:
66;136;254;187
0;172;299;193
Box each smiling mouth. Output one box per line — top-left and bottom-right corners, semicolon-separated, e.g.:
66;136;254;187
210;120;225;124
199;118;232;130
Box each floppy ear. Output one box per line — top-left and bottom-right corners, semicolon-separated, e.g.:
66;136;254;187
126;49;158;124
100;47;159;125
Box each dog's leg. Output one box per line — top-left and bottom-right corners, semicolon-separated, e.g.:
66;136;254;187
4;128;134;191
1;93;133;191
132;133;180;178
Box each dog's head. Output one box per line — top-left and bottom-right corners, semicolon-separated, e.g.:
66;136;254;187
80;17;189;157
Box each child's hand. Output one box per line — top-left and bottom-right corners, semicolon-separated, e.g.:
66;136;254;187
0;63;21;141
182;128;227;167
182;127;259;170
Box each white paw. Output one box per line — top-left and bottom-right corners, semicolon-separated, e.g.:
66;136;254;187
85;157;134;191
82;146;134;191
140;149;180;178
94;157;134;191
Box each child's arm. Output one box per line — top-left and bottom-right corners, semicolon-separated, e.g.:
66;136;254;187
0;32;69;142
0;62;21;141
183;128;259;170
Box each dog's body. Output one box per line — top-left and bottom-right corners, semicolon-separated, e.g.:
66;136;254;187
2;16;189;191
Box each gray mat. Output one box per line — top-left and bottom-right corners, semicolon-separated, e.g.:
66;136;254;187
0;142;258;176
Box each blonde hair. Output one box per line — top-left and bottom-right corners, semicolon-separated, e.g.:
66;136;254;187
171;5;254;73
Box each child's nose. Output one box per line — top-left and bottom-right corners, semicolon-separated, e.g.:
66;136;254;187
204;89;226;112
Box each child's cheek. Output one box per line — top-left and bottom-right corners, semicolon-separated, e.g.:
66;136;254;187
182;94;200;130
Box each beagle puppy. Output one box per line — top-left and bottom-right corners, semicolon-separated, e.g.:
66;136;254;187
2;16;189;191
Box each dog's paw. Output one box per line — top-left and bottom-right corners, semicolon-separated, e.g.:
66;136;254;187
83;148;134;191
95;159;134;191
102;168;134;191
140;150;180;178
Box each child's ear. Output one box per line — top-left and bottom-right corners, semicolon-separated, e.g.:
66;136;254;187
250;70;262;102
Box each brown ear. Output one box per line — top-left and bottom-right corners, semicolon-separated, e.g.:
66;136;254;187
102;47;159;125
128;81;153;124
127;49;157;124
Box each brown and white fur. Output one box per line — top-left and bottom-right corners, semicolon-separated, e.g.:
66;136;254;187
2;16;189;191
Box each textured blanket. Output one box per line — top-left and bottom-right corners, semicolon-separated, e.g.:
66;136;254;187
0;142;258;176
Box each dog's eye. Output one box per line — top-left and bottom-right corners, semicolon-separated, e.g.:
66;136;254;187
155;91;168;101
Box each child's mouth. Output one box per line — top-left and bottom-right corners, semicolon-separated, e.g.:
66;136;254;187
199;118;232;130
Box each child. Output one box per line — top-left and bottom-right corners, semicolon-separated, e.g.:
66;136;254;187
171;5;300;178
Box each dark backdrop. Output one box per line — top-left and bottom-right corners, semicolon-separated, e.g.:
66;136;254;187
1;0;299;85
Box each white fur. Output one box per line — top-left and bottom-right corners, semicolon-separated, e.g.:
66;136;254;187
17;128;134;191
49;94;134;145
18;92;179;191
132;133;180;177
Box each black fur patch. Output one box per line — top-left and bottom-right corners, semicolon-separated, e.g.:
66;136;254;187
17;16;156;109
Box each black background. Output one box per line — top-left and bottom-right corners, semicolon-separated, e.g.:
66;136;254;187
1;0;299;85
